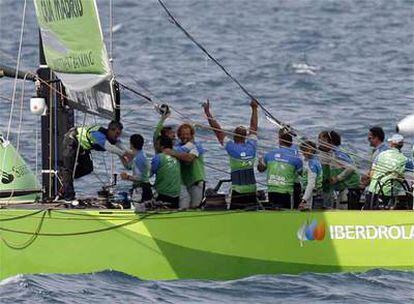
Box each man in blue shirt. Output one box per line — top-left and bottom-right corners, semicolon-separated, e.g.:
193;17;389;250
203;99;259;209
121;134;153;203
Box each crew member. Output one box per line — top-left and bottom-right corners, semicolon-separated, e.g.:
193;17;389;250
120;134;153;203
153;105;176;152
60;121;130;203
151;136;181;208
299;140;323;210
165;123;206;209
318;131;334;208
258;128;302;209
329;130;361;209
361;126;388;187
366;134;412;209
203;99;259;209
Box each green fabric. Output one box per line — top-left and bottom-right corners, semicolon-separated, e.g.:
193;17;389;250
76;125;100;150
33;0;109;74
155;154;181;197
153;118;164;144
229;156;256;193
266;161;297;194
331;150;360;190
338;171;359;190
181;155;205;186
368;148;407;195
322;164;333;194
331;168;360;190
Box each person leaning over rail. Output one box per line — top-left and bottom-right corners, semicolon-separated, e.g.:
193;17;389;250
58;121;132;204
365;134;413;210
120;134;153;204
329;130;361;210
257;128;302;209
164;123;206;209
151;136;181;208
203;99;259;209
298;140;323;210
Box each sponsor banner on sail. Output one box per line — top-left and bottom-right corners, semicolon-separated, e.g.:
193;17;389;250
33;0;114;117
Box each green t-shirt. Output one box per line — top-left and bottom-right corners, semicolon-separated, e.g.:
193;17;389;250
179;142;205;186
264;147;302;194
331;148;360;190
368;148;408;196
152;153;181;197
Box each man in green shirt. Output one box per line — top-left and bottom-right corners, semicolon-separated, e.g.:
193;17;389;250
366;134;413;209
151;136;181;208
165;123;206;209
258;128;302;209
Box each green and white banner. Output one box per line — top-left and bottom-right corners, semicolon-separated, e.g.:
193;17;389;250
34;0;114;117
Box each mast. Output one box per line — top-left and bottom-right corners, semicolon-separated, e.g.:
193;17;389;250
37;30;74;201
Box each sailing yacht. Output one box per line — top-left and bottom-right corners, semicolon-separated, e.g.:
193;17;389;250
0;0;413;281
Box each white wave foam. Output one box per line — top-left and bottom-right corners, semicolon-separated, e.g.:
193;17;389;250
0;274;23;286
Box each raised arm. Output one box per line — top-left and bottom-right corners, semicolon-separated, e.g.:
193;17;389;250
249;99;259;136
153;114;169;146
203;99;225;145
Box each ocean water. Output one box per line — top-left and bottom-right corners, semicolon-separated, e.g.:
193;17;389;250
1;270;413;304
1;0;413;302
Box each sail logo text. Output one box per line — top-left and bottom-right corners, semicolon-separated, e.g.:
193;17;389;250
39;0;83;23
329;225;414;240
53;52;95;71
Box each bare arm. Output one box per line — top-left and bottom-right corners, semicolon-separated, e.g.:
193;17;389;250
203;100;226;145
249;99;259;136
164;148;196;163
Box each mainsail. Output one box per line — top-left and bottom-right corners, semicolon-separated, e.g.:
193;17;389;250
33;0;115;118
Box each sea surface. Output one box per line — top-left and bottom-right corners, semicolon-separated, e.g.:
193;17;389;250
0;0;413;303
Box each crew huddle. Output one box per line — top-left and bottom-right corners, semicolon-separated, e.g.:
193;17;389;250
60;101;413;210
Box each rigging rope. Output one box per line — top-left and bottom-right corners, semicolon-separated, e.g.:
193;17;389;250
0;209;47;250
109;0;114;67
5;0;27;141
156;0;290;131
154;0;411;179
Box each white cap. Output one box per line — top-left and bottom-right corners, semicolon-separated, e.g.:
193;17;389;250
387;134;404;144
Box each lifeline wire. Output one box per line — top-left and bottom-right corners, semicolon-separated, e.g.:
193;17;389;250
119;81;414;185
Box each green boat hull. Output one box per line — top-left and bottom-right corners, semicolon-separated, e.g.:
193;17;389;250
0;209;413;280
